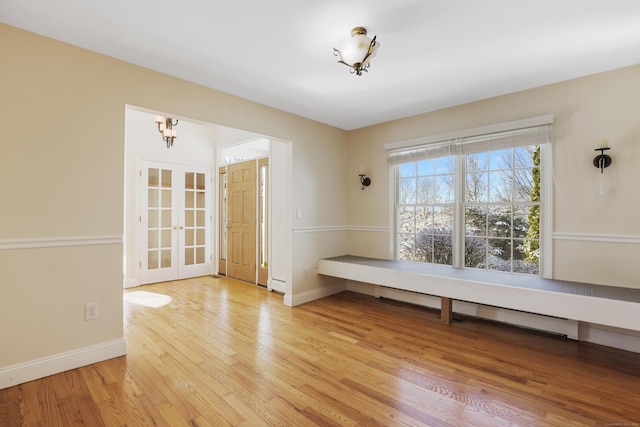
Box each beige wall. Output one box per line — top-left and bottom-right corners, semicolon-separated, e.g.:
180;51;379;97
0;23;348;373
347;65;640;288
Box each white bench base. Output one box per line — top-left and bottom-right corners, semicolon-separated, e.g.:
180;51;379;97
318;256;640;333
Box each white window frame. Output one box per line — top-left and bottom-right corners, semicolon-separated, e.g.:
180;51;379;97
386;116;554;278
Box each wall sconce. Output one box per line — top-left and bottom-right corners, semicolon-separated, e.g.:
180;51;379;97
358;168;371;190
593;138;612;174
155;116;179;148
333;27;380;76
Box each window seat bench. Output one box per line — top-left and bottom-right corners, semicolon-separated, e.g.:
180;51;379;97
318;255;640;332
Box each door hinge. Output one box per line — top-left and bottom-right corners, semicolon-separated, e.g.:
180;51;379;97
139;261;142;268
139;216;142;222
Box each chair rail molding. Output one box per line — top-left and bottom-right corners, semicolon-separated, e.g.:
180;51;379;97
553;232;640;245
292;226;388;234
0;235;123;251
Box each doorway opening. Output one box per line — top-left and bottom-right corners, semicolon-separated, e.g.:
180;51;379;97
124;106;292;297
218;139;269;286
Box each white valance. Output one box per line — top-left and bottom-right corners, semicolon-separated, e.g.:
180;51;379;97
386;115;553;165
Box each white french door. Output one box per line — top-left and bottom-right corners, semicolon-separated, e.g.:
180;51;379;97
140;160;212;284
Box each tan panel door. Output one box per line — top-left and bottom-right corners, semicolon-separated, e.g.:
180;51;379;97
227;160;257;283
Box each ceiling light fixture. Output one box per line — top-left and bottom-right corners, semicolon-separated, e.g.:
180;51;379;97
333;27;379;76
154;116;178;148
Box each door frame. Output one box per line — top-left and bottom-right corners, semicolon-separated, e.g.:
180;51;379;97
218;157;269;286
214;138;292;296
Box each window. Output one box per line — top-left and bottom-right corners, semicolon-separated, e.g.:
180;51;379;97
463;145;540;274
388;117;552;276
397;156;455;265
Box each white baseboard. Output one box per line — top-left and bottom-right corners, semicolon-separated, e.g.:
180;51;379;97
285;283;347;307
124;278;140;288
347;281;639;352
268;278;286;294
579;323;640;353
348;281;580;335
0;339;127;390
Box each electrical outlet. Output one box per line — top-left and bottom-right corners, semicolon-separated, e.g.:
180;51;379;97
85;303;98;321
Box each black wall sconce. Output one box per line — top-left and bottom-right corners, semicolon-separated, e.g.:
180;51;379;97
358;168;371;190
593;138;612;173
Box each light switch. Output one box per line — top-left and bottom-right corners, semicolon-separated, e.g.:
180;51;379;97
296;208;302;219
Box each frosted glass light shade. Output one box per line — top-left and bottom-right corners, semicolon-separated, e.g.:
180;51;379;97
333;27;380;75
341;33;376;65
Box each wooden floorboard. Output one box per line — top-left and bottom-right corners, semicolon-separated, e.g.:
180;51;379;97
1;275;639;426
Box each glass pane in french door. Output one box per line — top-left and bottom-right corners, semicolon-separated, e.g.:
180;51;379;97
184;171;206;266
148;168;173;270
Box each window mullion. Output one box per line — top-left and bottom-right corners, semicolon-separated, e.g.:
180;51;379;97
453;153;465;268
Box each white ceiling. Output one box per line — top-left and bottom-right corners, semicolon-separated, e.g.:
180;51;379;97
3;0;640;130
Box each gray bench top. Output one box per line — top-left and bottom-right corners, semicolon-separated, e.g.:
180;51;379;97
323;255;640;304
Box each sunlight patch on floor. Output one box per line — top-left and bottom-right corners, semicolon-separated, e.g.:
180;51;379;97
124;291;172;308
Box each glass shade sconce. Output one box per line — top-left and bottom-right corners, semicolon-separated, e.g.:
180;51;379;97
594;138;612;196
358;168;371;190
155;116;179;148
593;138;612;174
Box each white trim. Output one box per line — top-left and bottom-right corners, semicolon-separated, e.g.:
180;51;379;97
384;115;555;151
124;278;141;288
541;142;553;278
453;154;466;268
293;226;348;233
285;283;347;307
347;226;389;233
553;232;640;245
268;277;286;294
0;235;123;251
0;339;126;390
388;165;396;259
292;226;388;234
579;323;640;353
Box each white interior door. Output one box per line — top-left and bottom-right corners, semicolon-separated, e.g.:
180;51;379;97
180;167;212;278
140;160;211;284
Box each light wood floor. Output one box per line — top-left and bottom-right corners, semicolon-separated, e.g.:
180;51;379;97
1;276;639;426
